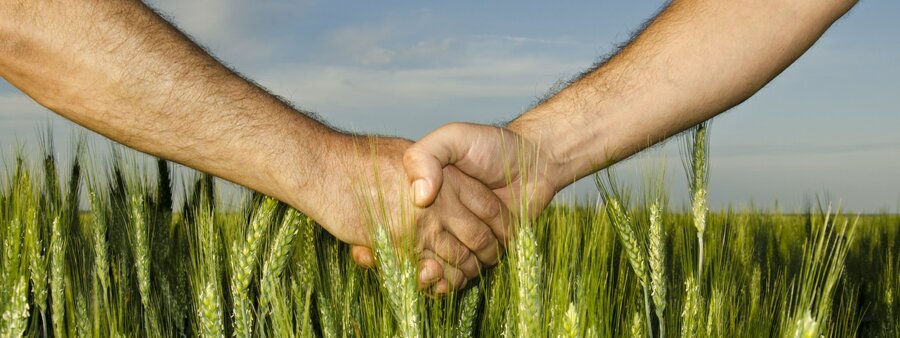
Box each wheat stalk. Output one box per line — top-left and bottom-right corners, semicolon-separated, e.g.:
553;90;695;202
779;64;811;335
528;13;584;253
129;194;152;309
260;209;301;317
88;190;109;291
648;202;667;338
706;287;725;337
606;198;653;337
561;302;580;338
324;242;345;335
0;275;29;337
457;285;482;338
607;199;647;286
25;206;48;321
501;310;512;338
2;217;24;304
691;188;707;277
316;291;338;338
750;267;761;321
513;218;543;337
50;216;66;338
373;224;420;338
75;290;90;337
129;192;163;335
515;223;542;337
230;197;277;338
790;311;819;338
291;280;314;338
680;276;700;337
340;262;358;336
684;123;709;280
295;217;317;288
293;216;317;337
268;279;295;336
630;310;643;338
198;281;224;338
1;278;28;334
190;192;224;338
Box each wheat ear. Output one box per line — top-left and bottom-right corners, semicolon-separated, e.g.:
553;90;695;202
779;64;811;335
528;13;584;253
648;202;667;338
230;197;278;338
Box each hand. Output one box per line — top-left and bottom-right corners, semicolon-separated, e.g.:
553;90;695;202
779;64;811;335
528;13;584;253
283;135;509;293
403;122;563;230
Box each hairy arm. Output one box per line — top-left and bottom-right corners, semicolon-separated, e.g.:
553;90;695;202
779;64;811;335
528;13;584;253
0;1;509;289
0;0;334;212
405;0;857;218
511;0;858;188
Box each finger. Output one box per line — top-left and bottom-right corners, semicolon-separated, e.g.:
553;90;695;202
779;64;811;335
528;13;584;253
416;250;443;288
439;264;468;292
403;147;445;208
432;279;450;296
452;166;513;246
404;123;477;207
427;254;468;295
429;230;481;280
351;245;375;269
442;208;502;267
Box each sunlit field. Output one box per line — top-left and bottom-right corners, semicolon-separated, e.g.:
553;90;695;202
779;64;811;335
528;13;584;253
1;128;897;337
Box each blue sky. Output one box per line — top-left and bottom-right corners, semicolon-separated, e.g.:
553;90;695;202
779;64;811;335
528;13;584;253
1;1;898;212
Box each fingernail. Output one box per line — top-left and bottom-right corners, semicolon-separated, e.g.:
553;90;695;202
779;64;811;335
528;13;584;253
435;281;449;295
362;254;374;268
419;265;431;282
413;179;428;204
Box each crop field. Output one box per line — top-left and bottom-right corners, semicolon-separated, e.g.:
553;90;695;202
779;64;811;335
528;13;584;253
0;128;898;337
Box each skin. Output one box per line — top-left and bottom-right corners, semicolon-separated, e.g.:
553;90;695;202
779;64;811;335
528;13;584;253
0;0;506;293
406;0;858;286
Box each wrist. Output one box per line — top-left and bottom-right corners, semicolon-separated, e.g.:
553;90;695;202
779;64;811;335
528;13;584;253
508;110;597;192
292;132;411;209
275;122;347;213
501;121;565;193
509;95;634;191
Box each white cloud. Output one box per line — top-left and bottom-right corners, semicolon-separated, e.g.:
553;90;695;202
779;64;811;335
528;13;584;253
474;34;589;47
325;24;398;65
256;23;589;112
137;2;595;110
146;0;316;65
148;0;314;40
257;56;581;113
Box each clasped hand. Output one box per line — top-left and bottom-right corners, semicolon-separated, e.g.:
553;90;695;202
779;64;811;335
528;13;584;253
331;123;562;295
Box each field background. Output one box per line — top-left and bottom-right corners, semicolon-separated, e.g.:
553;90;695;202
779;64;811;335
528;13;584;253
0;134;897;337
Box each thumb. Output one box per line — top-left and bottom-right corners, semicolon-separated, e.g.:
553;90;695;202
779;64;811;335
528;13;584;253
351;245;375;269
404;123;472;207
403;146;445;208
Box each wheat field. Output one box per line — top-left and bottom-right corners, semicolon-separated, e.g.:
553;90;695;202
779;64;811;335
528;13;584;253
0;130;897;337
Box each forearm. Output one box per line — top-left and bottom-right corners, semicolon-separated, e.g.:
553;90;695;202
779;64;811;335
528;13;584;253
508;0;856;188
0;1;337;209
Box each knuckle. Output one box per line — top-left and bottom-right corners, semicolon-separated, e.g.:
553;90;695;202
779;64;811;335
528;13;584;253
444;122;466;132
437;233;468;264
442;266;460;281
402;147;423;165
465;226;494;252
453;276;468;289
461;260;480;280
478;199;503;221
482;247;501;267
455;248;474;266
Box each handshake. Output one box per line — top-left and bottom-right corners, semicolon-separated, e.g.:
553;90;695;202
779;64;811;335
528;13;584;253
296;120;573;295
3;0;850;298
